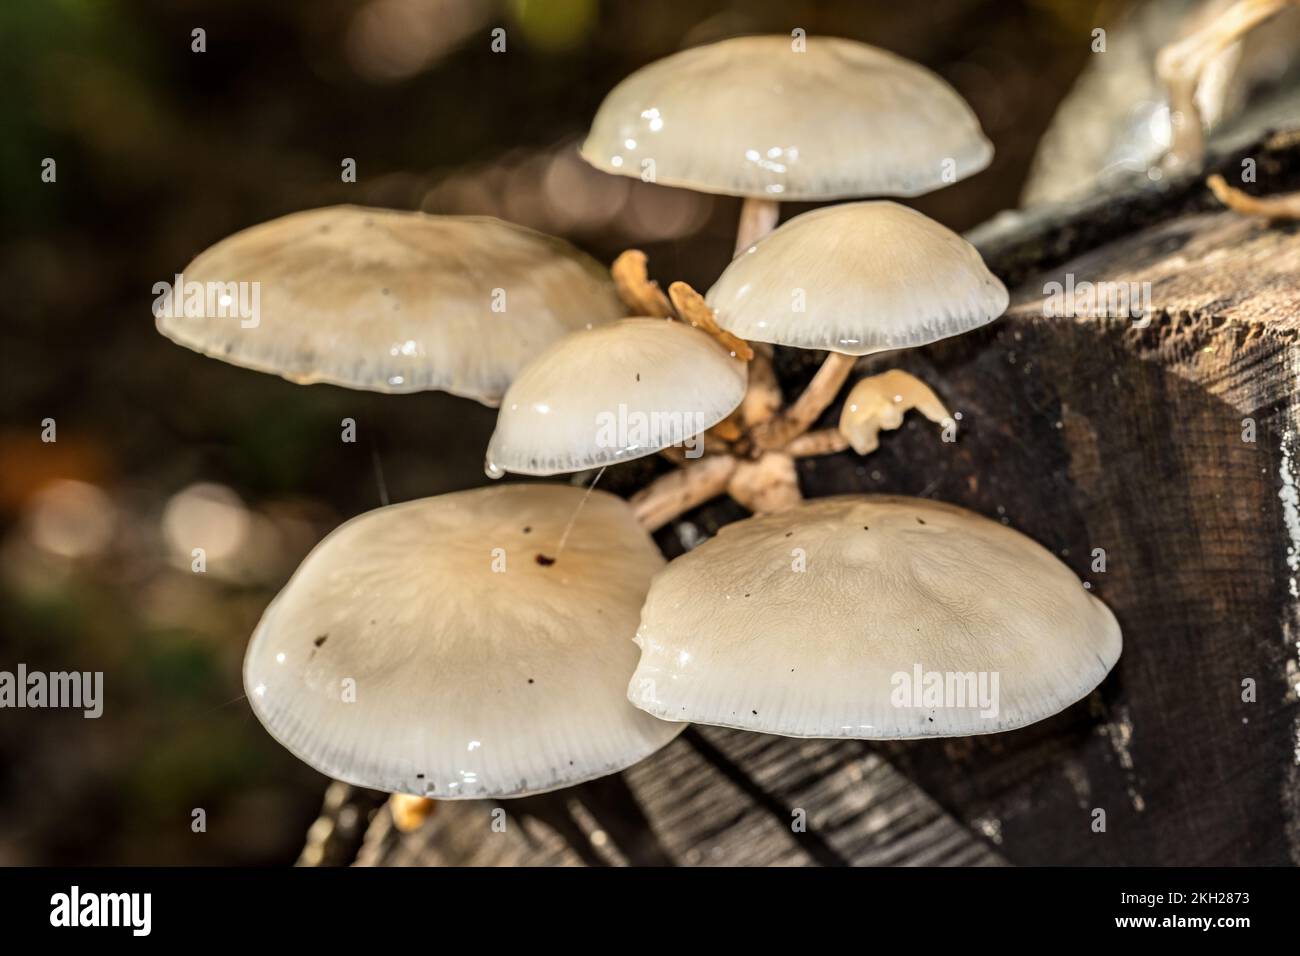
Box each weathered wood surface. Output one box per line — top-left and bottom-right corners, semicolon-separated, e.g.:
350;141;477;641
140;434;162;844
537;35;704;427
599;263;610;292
323;131;1300;867
872;208;1299;865
353;728;1006;867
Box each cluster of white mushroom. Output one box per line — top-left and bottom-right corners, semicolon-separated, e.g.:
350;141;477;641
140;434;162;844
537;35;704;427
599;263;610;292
158;36;1121;802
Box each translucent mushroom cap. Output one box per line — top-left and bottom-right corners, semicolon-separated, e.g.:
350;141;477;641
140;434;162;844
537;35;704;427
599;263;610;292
630;496;1121;738
580;35;992;200
485;317;747;477
707;201;1009;355
244;484;683;798
155;206;624;406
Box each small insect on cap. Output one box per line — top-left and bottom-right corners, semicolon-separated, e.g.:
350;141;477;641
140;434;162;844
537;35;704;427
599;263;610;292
245;484;684;798
629;495;1121;739
155;206;624;406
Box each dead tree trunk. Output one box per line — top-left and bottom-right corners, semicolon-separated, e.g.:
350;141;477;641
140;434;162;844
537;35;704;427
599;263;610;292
320;129;1300;867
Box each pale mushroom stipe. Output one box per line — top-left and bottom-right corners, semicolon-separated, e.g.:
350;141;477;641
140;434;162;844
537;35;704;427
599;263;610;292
152;33;1124;808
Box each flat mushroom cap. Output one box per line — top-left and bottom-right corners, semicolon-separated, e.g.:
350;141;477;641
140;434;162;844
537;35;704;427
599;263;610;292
630;496;1121;738
580;35;992;200
244;484;683;798
155;206;624;406
485;317;747;477
708;201;1009;355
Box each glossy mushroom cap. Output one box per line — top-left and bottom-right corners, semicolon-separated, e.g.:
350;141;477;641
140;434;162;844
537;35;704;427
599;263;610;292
629;496;1121;738
155;206;624;406
485;317;747;477
244;484;683;798
581;35;992;200
708;201;1009;355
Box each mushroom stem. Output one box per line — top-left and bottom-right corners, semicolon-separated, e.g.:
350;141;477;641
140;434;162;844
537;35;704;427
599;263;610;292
1156;0;1291;169
706;411;745;445
388;793;436;833
631;454;739;531
611;249;675;317
733;198;783;426
667;281;754;360
658;446;690;467
727;452;802;514
1207;173;1300;220
785;428;850;458
752;351;858;451
297;781;377;867
742;345;782;428
838;369;952;456
734;197;781;256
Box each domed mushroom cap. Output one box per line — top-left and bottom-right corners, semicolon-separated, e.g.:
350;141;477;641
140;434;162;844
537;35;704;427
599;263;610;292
485;318;747;477
630;496;1121;738
580;35;992;200
155;206;624;406
244;484;683;798
707;201;1009;355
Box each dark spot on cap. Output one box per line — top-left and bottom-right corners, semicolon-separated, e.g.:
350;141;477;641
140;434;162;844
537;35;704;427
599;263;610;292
751;709;758;715
314;634;328;648
916;517;926;525
527;678;535;684
535;553;556;566
522;526;532;534
862;525;869;531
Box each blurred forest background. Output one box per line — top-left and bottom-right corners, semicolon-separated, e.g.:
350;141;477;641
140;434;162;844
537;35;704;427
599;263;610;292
0;0;1134;864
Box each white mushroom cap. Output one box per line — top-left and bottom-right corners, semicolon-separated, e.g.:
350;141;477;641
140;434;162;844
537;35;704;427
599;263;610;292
580;35;992;200
707;201;1009;355
485;318;747;477
630;496;1121;738
155;206;624;406
244;484;683;798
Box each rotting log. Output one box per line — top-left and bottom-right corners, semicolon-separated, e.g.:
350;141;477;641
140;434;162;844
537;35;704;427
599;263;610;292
315;129;1300;867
